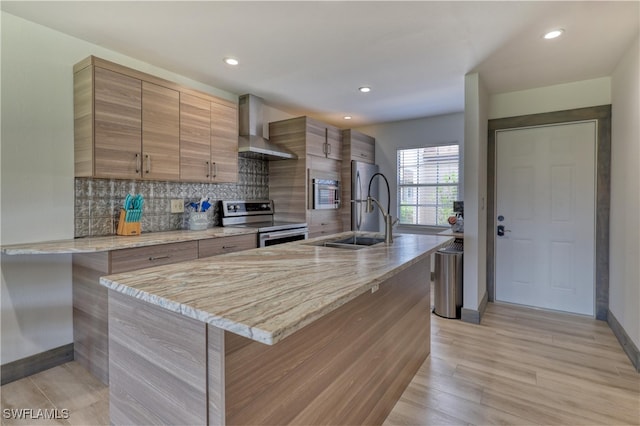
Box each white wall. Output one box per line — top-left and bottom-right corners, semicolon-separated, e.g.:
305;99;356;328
356;112;465;233
489;77;611;119
462;73;489;314
610;35;640;349
0;12;237;364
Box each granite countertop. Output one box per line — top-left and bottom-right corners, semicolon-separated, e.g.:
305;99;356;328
0;227;258;255
100;232;453;345
438;228;464;238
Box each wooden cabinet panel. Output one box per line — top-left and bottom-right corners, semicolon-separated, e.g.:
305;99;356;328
74;66;94;177
305;118;342;160
305;118;328;158
198;234;257;258
309;210;342;238
93;67;142;179
74;56;239;183
210;100;238;183
343;129;375;163
110;241;198;274
269;116;344;233
142;82;180;180
180;93;211;182
326;124;343;160
109;291;207;425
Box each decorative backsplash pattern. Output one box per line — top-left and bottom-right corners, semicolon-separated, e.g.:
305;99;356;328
75;157;269;237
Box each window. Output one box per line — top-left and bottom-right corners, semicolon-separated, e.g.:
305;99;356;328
397;144;459;226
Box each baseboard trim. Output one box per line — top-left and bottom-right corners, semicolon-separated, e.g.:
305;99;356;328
1;343;74;385
461;291;489;324
607;309;640;372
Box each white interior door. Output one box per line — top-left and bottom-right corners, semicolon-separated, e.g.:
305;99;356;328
495;121;596;315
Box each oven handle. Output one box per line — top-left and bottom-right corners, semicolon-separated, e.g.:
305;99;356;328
261;229;308;240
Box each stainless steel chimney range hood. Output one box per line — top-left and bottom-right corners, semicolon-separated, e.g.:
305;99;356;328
238;94;296;160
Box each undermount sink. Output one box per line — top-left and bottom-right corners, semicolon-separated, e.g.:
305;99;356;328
307;235;387;250
331;236;385;246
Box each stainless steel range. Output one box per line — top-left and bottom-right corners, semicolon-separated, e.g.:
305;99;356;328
220;200;308;247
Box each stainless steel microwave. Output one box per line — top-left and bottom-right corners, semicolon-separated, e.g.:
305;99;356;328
309;170;340;210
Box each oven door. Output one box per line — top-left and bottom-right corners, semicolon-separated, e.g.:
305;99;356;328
259;228;309;247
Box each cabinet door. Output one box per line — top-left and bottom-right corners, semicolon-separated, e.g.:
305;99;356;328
210;100;238;183
142;82;180;180
325;125;343;160
347;130;375;163
305;118;328;158
94;67;142;178
180;94;211;182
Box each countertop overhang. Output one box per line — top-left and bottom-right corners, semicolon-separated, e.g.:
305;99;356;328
100;232;453;345
0;227;258;255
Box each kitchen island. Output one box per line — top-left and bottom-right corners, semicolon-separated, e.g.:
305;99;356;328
100;232;451;425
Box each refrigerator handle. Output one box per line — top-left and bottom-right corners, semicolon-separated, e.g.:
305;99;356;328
355;170;363;230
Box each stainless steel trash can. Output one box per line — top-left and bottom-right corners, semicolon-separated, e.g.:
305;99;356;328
434;246;463;318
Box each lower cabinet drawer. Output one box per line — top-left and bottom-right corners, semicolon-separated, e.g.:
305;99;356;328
110;241;198;274
198;234;257;258
309;210;342;238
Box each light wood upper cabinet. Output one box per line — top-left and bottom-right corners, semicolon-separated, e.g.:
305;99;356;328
325;124;343;161
343;129;375;164
91;67;142;179
210;100;238;183
302;117;342;160
179;95;239;183
74;56;238;182
142;82;180;180
180;93;212;181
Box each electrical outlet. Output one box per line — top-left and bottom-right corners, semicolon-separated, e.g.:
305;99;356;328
170;199;184;213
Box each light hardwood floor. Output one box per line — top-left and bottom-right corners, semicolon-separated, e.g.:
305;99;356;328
2;302;638;425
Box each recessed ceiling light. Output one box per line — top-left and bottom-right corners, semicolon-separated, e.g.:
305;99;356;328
358;86;371;93
343;116;352;120
224;57;239;66
543;29;564;40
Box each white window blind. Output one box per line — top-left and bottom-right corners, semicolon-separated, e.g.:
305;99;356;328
397;144;459;226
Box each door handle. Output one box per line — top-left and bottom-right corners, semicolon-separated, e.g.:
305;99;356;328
497;225;512;237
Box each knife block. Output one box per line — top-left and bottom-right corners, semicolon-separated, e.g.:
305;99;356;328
116;209;141;236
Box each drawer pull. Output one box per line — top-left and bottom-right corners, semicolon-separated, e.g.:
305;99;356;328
149;255;171;261
222;245;237;249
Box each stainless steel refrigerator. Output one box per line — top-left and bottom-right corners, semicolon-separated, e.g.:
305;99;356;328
351;160;380;232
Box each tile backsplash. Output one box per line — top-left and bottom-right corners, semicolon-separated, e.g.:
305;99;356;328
75;157;269;237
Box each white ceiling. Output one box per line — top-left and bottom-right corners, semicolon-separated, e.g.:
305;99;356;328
3;1;638;127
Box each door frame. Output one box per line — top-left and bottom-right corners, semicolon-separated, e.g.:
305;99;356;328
487;105;611;320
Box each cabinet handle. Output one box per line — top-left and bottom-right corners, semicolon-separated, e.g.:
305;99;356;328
222;245;237;250
135;153;141;174
361;153;368;158
145;154;151;174
149;255;171;261
327;143;331;155
206;161;210;178
212;162;217;178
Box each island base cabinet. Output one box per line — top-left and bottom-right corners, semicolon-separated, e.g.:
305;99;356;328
108;291;208;425
224;259;430;425
107;258;430;425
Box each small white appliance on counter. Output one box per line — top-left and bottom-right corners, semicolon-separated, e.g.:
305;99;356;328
220;200;308;247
